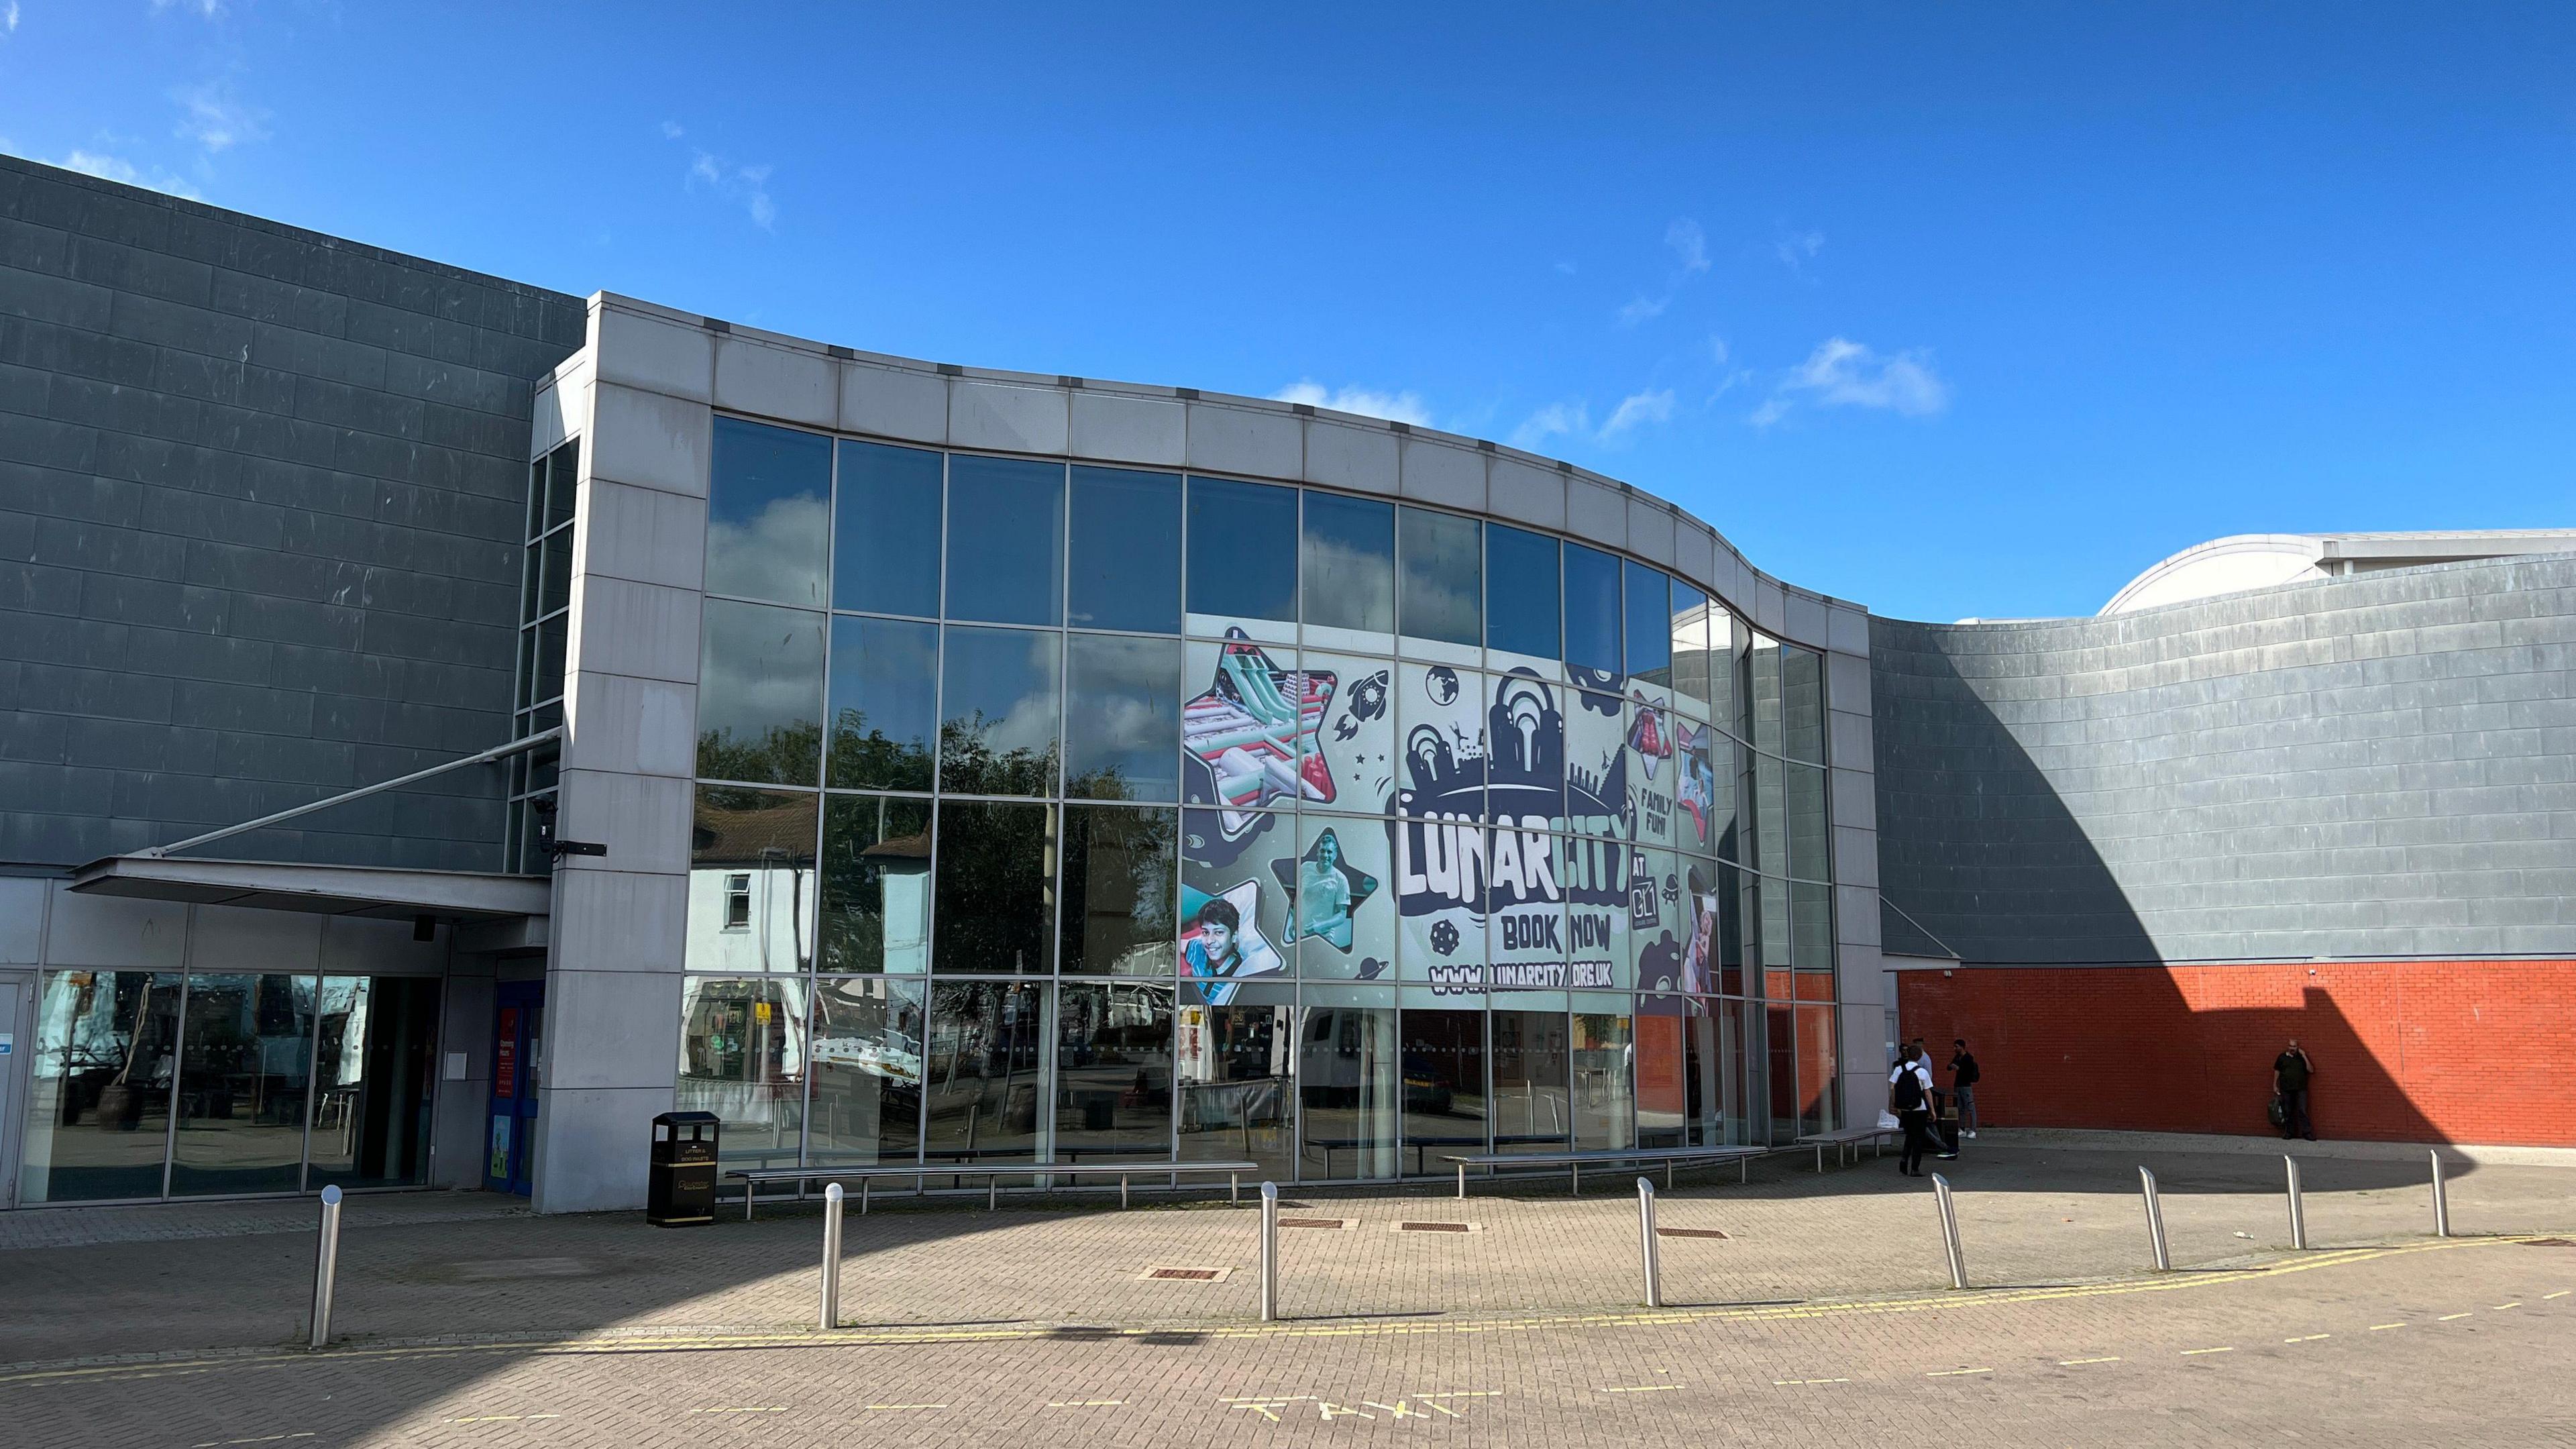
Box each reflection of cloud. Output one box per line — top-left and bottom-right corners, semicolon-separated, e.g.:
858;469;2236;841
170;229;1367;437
705;494;829;606
698;602;824;748
1299;536;1394;630
1271;380;1432;428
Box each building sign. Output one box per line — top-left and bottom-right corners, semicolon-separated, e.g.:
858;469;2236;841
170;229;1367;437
495;1007;519;1097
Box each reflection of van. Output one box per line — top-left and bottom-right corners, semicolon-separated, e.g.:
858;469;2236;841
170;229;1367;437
1298;1008;1393;1107
1401;1053;1454;1115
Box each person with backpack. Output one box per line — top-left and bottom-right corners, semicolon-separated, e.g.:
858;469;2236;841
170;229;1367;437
1888;1044;1937;1177
1948;1038;1982;1139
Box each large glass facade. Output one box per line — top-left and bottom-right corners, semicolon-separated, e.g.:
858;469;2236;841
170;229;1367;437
677;417;1844;1186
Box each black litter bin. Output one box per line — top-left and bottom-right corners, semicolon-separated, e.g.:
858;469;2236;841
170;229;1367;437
647;1110;721;1226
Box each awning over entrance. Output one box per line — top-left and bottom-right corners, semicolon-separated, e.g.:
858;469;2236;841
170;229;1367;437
66;855;553;921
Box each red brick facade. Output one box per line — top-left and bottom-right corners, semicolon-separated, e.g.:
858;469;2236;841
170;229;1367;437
1895;961;2576;1147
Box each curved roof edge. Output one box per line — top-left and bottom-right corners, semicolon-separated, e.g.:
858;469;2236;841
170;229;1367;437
556;292;1870;658
2102;529;2576;616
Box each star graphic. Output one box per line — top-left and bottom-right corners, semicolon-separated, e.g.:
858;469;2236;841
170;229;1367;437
1182;629;1338;836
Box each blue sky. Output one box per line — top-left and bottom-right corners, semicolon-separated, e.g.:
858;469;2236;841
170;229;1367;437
4;3;2570;622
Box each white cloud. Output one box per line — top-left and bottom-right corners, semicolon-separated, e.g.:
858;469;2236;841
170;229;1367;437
1708;336;1730;365
1615;294;1667;327
1508;400;1591;451
1271;380;1432;428
52;149;203;199
661;120;685;140
687;148;776;230
1775;227;1825;274
1666;218;1709;274
1598;388;1676;441
172;79;269;154
1554;260;1577;276
3;3;20;37
151;0;225;15
1754;337;1949;426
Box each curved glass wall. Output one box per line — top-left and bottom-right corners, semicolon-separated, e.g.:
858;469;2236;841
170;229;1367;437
678;417;1844;1187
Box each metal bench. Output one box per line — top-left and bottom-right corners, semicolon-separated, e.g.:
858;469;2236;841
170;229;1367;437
724;1159;1260;1220
1439;1145;1768;1199
1795;1124;1904;1173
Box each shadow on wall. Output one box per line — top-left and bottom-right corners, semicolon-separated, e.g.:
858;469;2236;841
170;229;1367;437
1868;621;2158;967
1902;964;2576;1148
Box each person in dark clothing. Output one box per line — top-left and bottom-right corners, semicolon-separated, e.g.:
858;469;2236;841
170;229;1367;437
2273;1040;2316;1141
1889;1045;1937;1176
1949;1039;1981;1138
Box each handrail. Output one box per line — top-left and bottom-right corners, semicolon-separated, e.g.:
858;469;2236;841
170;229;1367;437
136;728;561;860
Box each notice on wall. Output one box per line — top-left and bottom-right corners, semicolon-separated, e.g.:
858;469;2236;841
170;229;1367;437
495;1007;520;1097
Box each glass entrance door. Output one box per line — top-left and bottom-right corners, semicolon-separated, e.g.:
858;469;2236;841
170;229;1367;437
486;981;543;1195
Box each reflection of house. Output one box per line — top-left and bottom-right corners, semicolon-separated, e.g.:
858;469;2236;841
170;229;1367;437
685;798;823;976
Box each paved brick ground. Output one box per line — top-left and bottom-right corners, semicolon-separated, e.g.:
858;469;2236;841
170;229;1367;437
3;1142;2571;1446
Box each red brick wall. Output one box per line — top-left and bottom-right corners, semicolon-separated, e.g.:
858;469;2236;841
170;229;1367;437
1896;961;2576;1147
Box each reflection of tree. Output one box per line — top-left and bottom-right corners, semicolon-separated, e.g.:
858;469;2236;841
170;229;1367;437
933;803;1054;974
1061;808;1177;971
938;712;1058;796
828;706;931;790
698;720;822;787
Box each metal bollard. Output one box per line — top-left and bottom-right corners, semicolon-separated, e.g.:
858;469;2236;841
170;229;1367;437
309;1185;344;1350
1636;1178;1664;1308
1258;1181;1281;1322
819;1183;845;1330
2284;1156;2308;1250
2430;1150;2450;1238
1931;1173;1968;1289
2139;1167;2171;1271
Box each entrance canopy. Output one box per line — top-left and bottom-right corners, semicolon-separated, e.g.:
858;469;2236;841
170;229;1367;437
66;855;552;921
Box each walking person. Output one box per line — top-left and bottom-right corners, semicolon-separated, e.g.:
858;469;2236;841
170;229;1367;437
2273;1039;2316;1141
1948;1038;1981;1139
1889;1045;1937;1177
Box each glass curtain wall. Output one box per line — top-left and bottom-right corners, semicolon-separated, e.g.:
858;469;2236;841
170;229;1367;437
20;970;442;1203
677;416;1843;1190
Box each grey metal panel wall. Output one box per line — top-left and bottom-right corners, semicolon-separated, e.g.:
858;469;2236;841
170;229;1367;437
1872;555;2576;965
0;156;584;869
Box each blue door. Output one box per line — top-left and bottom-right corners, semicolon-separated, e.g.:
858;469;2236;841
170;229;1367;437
486;982;543;1195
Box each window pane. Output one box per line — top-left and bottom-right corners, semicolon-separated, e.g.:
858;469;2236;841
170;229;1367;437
824;615;937;792
309;976;439;1189
808;976;926;1167
707;417;831;607
946;455;1065;627
820;794;933;973
1564;687;1626;839
1064;633;1181;801
1068;466;1181;633
1627;847;1686;993
543;438;578;533
1055;982;1175;1159
1185;476;1296;631
835;440;943;617
1398;662;1485;823
1796;1004;1841;1136
686;786;818;974
1490;1003;1570;1154
22;970;180;1202
1748;635;1784;756
1706;608;1743;745
168;973;313;1197
1397;506;1481;649
1623;561;1670;683
1792;879;1835;973
1560;835;1627;989
1401;1008;1487;1169
1674;720;1729;858
1061;804;1179;977
1183;637;1326;816
1297;992;1399;1179
938;625;1061;796
676;975;808;1177
1786;761;1830;882
537;523;572;619
1669;583;1711;717
1301;491;1394;641
926;981;1048;1162
1180;806;1293;1004
1289;815;1395;983
698;599;825;786
1782;644;1826;763
1177;989;1296;1181
1572;1006;1635;1150
1564;543;1621;676
1485;525;1560;663
933;800;1056;974
1303;651;1395;822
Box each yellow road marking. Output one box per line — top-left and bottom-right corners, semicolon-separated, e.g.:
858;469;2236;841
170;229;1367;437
1364;1400;1454;1419
2492;1302;2520;1309
690;1407;786;1414
1415;1391;1501;1398
2369;1323;2406;1331
1926;1367;1992;1377
2181;1346;2234;1356
1774;1377;1850;1385
1599;1383;1682;1393
2438;1312;2472;1322
1046;1399;1126;1407
863;1403;947;1411
1221;1395;1316;1402
2057;1356;2120;1365
2284;1334;2329;1343
2545;1291;2570;1300
6;1235;2538;1389
190;1438;317;1448
446;1415;563;1424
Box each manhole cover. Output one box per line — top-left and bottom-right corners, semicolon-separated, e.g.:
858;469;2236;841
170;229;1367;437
1396;1220;1476;1234
1141;1266;1230;1281
1279;1216;1354;1230
1657;1227;1729;1240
